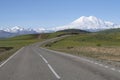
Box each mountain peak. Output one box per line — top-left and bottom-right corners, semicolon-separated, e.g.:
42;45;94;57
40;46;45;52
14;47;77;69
4;26;24;33
11;26;22;29
1;16;120;38
72;16;100;24
57;16;120;31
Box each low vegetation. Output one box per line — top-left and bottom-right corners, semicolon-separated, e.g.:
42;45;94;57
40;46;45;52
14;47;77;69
44;32;120;62
0;31;71;62
0;34;44;62
46;29;89;39
1;28;120;63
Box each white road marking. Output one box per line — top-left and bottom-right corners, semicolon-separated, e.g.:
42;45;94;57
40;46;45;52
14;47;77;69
79;57;120;73
98;64;104;67
80;53;120;73
48;64;61;79
111;68;116;71
85;60;90;62
86;60;119;73
42;57;48;63
40;47;120;74
104;66;109;68
39;54;42;57
38;54;61;79
78;57;120;73
38;54;48;63
89;61;94;63
118;70;120;73
94;62;98;65
0;47;24;68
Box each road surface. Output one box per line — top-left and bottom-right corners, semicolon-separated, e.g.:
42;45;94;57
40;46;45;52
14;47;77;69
0;37;120;80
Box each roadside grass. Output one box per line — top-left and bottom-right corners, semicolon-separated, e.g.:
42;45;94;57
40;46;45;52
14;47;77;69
0;34;43;62
0;31;72;62
44;33;120;62
0;32;70;62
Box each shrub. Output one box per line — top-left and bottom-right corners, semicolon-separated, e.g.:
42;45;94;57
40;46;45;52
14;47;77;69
96;43;101;47
67;46;74;49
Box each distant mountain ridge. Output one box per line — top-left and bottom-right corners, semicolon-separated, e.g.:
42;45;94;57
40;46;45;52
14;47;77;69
4;26;37;34
1;16;120;38
0;26;54;38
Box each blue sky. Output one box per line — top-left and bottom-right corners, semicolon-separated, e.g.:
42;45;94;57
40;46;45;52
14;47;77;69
0;0;120;28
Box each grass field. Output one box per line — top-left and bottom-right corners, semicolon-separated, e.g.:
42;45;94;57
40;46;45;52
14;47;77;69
1;29;120;62
0;32;71;62
0;34;43;62
44;33;120;62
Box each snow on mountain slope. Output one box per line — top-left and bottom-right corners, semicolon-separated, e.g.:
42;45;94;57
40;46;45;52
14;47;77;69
0;26;45;38
52;16;120;31
1;16;120;38
4;26;25;33
33;27;46;33
4;26;36;33
3;26;52;34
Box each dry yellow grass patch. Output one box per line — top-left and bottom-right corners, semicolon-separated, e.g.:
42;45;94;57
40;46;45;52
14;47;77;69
74;47;120;55
54;46;120;62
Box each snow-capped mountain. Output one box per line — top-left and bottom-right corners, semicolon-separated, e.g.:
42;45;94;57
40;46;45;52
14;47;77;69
52;16;120;31
0;26;46;38
3;26;53;34
1;16;120;38
4;26;37;34
33;27;46;33
4;26;24;33
2;16;120;33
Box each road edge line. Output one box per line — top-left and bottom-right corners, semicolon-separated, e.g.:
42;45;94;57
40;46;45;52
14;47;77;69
0;47;24;68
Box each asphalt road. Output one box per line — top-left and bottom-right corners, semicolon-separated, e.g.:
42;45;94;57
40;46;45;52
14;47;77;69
0;37;120;80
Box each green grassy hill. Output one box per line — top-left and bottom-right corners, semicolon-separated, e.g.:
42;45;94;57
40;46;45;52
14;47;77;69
44;30;120;62
98;28;120;34
8;34;40;40
47;29;89;38
57;29;89;33
0;34;42;47
0;32;70;62
1;28;120;62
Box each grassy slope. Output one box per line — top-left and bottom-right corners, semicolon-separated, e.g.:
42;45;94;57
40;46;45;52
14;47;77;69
0;34;43;62
45;33;120;47
1;28;120;62
0;32;70;62
44;32;120;62
98;28;120;34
